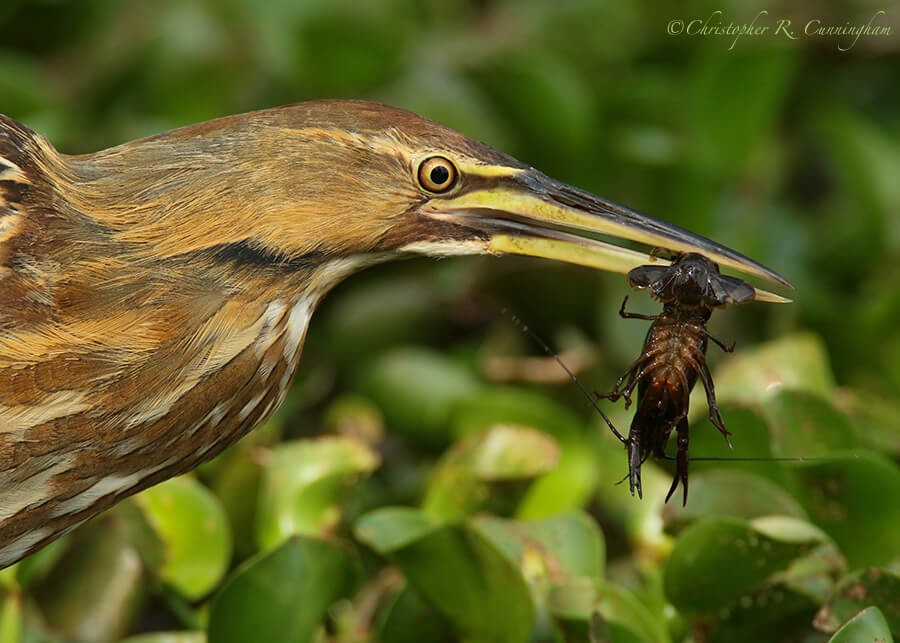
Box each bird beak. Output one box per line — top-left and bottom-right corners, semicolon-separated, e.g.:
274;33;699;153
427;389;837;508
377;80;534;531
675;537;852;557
420;166;792;303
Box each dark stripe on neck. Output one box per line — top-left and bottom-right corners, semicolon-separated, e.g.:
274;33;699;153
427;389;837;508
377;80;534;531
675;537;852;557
206;239;323;270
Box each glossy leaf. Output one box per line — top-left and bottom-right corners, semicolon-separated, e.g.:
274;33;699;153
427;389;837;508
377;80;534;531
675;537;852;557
255;436;379;549
354;507;438;554
701;583;820;643
763;390;860;457
134;475;232;599
517;433;601;520
424;424;559;519
473;512;605;586
664;516;826;611
836;387;900;457
355;508;534;643
790;452;900;569
815;568;900;636
376;585;455;643
662;469;807;528
679;404;791;490
709;333;835;408
827;606;894;643
207;536;356;643
549;579;670;643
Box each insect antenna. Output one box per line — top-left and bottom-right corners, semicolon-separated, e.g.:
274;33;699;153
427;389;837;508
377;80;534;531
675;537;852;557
498;307;627;444
659;454;834;463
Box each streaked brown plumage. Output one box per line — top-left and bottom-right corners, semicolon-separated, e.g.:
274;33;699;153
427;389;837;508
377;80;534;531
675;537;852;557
0;100;789;567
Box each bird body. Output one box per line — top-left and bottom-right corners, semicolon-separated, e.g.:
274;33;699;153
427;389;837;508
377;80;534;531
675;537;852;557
0;101;788;567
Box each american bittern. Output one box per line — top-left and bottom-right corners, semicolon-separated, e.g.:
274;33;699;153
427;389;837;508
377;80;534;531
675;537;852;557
0;100;789;567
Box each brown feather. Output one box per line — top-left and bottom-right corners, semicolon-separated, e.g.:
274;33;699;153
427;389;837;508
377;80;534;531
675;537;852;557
0;100;528;566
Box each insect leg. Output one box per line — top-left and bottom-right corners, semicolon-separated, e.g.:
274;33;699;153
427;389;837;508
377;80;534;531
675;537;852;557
664;416;690;506
595;355;645;408
626;425;643;499
702;328;736;353
618;296;662;321
693;355;733;448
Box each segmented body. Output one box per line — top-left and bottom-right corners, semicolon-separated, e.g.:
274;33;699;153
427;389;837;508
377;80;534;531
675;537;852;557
599;253;753;504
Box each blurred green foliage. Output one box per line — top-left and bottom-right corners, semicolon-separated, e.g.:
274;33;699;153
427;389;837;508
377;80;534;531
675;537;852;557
1;0;899;641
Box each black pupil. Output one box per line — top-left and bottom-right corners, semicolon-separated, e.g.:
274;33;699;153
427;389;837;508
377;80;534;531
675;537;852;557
430;164;450;185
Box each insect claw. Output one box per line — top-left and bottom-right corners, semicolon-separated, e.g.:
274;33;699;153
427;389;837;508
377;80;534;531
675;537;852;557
665;419;690;505
631;473;643;499
664;479;676;503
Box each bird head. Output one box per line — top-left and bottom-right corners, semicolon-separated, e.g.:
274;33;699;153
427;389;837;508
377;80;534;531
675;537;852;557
65;100;789;300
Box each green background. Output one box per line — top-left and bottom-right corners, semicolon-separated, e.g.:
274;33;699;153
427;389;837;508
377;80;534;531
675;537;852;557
1;1;898;642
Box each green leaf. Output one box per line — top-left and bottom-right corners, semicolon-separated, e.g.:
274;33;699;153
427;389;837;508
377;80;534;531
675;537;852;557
664;516;825;612
323;394;385;442
255;436;379;549
134;475;232;599
33;515;146;642
790;451;900;569
595;581;671;643
354;507;439;554
815;568;900;636
662;469;807;528
827;606;894;643
0;591;21;643
376;585;454;643
355;347;482;443
450;387;583;441
709;333;835;408
837;387;900;457
449;387;597;518
701;583;820;643
763;391;860;457
120;633;206;643
682;404;786;489
207;536;356;643
473;512;605;587
438;424;560;480
209;443;264;560
587;414;672;549
549;579;670;643
423;424;559;520
355;508;534;643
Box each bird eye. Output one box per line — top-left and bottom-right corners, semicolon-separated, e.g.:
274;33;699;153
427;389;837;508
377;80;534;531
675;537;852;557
417;156;458;193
